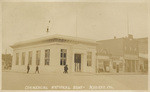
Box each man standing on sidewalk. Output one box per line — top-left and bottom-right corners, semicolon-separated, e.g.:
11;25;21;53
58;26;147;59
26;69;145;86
63;65;68;73
117;65;119;73
35;65;39;74
27;64;30;73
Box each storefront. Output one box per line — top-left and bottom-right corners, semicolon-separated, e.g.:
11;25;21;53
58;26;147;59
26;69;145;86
97;59;110;73
124;55;139;72
111;57;124;73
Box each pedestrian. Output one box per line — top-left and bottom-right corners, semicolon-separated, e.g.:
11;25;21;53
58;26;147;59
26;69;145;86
35;65;39;74
140;64;143;72
117;65;119;73
27;64;30;73
63;65;68;73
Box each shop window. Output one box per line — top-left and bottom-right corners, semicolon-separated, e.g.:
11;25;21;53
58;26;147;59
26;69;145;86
113;62;116;69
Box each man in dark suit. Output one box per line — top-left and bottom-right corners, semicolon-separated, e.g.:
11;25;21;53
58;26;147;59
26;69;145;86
35;65;39;74
27;64;30;73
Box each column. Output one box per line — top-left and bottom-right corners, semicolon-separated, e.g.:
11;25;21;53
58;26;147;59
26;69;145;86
25;51;28;66
12;51;16;66
19;52;21;66
92;51;96;73
67;47;73;73
72;52;75;72
32;50;36;66
40;49;45;66
82;52;86;72
135;60;137;72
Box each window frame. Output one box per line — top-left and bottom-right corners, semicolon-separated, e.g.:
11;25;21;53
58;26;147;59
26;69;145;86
45;49;50;65
36;50;41;65
60;49;67;65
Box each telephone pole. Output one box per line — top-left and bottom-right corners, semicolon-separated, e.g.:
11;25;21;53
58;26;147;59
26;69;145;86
75;5;77;37
126;8;129;35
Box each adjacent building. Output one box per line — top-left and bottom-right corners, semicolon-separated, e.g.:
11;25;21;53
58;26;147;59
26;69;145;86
2;54;12;70
96;48;111;73
137;37;148;72
97;34;139;73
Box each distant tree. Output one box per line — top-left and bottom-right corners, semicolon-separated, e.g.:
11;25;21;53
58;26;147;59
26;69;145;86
2;54;12;70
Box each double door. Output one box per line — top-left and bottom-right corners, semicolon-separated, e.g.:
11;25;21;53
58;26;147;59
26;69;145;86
74;54;81;72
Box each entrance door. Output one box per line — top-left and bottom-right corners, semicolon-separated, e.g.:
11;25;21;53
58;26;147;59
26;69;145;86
74;54;81;72
132;60;135;72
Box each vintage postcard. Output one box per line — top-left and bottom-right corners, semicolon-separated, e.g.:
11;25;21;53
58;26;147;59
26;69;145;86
0;0;149;92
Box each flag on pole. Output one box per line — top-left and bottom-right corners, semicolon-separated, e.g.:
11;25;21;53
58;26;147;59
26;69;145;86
46;20;51;34
47;26;49;33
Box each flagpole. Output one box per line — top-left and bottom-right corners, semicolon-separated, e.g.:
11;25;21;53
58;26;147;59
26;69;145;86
46;20;50;34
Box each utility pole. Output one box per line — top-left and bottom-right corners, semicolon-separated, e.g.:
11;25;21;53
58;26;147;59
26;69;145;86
126;8;129;35
75;5;77;37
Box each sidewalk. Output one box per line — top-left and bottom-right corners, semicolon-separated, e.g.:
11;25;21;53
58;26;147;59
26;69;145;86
2;70;148;75
95;72;148;75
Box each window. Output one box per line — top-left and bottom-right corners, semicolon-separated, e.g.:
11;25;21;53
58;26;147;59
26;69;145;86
21;52;25;65
60;49;67;65
87;52;92;66
28;51;32;65
16;53;19;65
36;50;41;65
45;49;50;65
113;62;116;69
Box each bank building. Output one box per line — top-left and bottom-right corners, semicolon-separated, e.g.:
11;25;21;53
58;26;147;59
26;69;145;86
11;35;97;73
11;34;140;74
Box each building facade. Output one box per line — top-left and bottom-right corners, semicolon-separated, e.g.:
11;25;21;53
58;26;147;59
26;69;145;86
97;34;139;73
96;48;111;73
137;38;148;72
11;35;97;73
2;54;12;70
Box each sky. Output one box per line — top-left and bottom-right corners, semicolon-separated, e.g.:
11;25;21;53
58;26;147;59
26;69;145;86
2;2;148;54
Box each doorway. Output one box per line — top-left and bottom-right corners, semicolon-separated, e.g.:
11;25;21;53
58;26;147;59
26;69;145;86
74;54;81;72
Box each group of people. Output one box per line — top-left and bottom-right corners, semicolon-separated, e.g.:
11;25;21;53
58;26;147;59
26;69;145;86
27;64;39;74
27;64;68;74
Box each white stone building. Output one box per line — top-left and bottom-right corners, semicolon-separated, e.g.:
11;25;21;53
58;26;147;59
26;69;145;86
11;35;97;73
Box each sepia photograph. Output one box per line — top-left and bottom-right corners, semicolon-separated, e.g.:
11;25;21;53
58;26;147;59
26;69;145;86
0;0;149;91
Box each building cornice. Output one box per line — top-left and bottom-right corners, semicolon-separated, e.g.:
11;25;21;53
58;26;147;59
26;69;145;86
10;34;97;48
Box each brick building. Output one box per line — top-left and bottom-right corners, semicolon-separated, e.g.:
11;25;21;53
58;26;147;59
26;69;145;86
96;48;111;73
97;34;139;73
137;37;148;72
